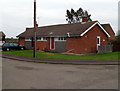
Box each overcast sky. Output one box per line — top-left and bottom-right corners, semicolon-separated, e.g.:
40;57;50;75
0;0;119;38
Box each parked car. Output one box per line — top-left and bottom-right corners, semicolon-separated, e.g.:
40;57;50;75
2;42;25;51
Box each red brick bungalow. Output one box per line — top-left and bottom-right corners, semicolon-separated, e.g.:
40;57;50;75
17;21;115;54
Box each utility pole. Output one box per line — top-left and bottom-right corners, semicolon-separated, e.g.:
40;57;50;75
33;0;36;57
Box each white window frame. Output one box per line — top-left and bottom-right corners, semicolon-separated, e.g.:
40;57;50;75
55;37;66;41
97;36;101;50
97;36;100;45
37;37;47;41
25;38;31;41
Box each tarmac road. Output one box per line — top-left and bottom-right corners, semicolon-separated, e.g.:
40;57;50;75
0;56;2;90
2;57;118;89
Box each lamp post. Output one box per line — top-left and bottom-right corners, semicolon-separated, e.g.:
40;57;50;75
33;0;36;57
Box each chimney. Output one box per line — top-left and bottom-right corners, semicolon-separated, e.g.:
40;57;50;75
36;21;38;27
82;17;87;22
81;10;88;22
36;23;38;28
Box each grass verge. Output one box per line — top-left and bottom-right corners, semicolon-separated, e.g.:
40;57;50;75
2;50;120;60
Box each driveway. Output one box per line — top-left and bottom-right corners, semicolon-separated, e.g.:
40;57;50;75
2;57;118;89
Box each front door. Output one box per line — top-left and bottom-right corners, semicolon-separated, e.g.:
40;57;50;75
97;36;100;50
50;37;55;49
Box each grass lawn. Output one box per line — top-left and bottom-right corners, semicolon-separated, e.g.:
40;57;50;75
2;50;120;60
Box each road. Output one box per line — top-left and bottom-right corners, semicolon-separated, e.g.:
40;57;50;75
0;56;2;90
1;57;118;89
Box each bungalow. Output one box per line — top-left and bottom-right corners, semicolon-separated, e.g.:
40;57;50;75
0;31;6;46
17;21;115;54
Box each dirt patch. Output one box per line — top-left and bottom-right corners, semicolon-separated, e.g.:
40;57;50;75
43;53;55;55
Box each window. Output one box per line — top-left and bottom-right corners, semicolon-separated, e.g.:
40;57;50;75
43;37;47;41
64;37;66;40
97;36;101;50
58;37;61;40
25;38;31;41
39;37;41;40
9;43;15;47
37;37;47;41
56;37;66;41
97;37;100;45
13;43;19;47
3;43;9;47
61;37;64;40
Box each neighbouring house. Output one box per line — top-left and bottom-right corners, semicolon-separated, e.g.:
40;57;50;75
17;21;115;54
101;24;115;41
0;31;6;46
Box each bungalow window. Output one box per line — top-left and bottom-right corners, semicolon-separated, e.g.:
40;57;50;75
43;37;47;41
57;37;66;41
61;37;64;40
25;38;31;41
64;37;66;40
58;37;61;40
39;37;41;40
37;37;47;41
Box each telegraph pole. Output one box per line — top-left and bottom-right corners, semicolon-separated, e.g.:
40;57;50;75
33;0;36;57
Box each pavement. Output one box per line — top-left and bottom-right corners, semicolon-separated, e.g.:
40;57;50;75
1;53;119;65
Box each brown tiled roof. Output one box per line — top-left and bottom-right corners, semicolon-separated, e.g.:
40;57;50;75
0;31;5;36
101;24;115;40
17;21;99;37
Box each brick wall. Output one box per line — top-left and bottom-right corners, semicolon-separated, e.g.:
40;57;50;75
19;37;50;50
66;25;109;54
36;40;50;50
19;37;25;46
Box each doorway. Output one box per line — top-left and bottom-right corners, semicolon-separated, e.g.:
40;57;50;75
97;36;100;50
50;38;55;50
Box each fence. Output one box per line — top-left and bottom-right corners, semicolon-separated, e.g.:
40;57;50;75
98;45;113;53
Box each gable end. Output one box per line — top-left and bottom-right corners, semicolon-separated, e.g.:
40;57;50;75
80;22;111;37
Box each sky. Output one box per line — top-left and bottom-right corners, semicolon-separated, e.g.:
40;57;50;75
0;0;119;38
118;1;120;35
